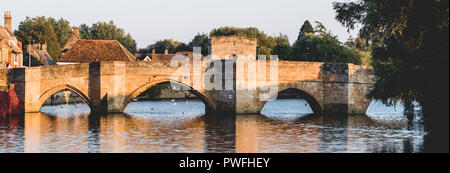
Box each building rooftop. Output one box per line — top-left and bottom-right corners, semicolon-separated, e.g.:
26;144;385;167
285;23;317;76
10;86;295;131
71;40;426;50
58;40;136;63
0;26;22;53
141;51;204;62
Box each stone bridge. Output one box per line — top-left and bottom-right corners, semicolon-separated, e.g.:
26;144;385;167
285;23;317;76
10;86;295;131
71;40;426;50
5;60;374;115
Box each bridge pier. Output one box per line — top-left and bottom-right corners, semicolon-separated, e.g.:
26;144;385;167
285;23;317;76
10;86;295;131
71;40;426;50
234;62;374;115
4;61;373;116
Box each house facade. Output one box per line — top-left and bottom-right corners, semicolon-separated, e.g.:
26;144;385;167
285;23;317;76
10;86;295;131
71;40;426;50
0;11;23;68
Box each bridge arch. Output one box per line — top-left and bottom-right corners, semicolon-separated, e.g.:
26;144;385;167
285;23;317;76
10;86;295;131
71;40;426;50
38;84;93;111
121;79;215;113
263;88;322;115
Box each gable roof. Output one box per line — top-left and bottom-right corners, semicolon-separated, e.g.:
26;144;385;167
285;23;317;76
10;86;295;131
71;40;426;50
143;56;151;61
62;33;80;52
58;40;136;63
0;26;22;53
29;49;55;66
146;52;204;62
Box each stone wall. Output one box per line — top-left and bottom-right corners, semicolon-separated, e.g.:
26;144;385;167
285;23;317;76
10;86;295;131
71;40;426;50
235;60;374;114
0;68;7;90
6;60;374;115
209;36;257;60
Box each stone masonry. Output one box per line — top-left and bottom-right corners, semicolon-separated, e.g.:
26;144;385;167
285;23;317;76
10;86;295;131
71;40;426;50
5;60;374;115
3;35;375;115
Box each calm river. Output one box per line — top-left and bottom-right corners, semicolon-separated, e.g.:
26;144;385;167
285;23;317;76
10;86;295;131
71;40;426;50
0;99;425;153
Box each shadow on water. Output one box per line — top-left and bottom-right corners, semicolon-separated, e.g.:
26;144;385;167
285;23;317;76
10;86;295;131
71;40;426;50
87;112;101;153
0;100;427;153
203;112;236;153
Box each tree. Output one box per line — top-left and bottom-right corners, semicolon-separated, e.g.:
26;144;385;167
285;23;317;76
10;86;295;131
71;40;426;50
14;16;62;61
78;24;92;40
272;34;292;60
48;18;73;48
334;0;449;152
79;21;137;53
290;21;362;64
188;33;209;56
144;39;189;54
298;20;314;39
345;36;372;65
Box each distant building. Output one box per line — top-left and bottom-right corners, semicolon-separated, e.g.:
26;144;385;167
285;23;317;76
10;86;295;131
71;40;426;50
27;43;55;66
142;55;151;61
57;40;136;65
0;11;23;68
137;49;203;62
61;27;81;54
58;27;136;64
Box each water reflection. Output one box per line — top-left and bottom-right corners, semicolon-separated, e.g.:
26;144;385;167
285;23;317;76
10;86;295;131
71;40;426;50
261;99;314;121
0;115;24;153
0;100;425;153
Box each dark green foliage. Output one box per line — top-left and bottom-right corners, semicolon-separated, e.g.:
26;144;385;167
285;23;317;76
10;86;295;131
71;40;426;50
14;17;137;60
345;36;372;65
78;21;137;53
78;24;92;40
291;33;361;64
290;21;363;64
334;0;449;151
298;20;314;39
141;27;292;60
188;33;209;56
14;16;63;61
141;39;190;54
48;18;73;48
272;34;292;60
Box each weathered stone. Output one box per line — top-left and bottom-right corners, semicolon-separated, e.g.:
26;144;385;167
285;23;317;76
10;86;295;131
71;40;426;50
2;36;375;116
3;60;374;115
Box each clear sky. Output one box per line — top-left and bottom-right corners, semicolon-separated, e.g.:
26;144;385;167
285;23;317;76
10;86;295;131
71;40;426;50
1;0;357;48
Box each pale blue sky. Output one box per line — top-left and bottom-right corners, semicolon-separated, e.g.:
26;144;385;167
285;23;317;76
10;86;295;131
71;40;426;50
1;0;357;48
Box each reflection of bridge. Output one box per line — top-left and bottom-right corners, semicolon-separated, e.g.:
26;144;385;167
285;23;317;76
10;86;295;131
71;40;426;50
6;60;374;115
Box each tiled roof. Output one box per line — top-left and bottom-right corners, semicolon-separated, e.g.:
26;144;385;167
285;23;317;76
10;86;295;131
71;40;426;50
58;40;136;63
0;26;22;53
62;33;80;52
29;48;55;66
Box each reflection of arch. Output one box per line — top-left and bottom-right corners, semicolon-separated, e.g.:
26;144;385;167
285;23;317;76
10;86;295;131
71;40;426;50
38;84;93;110
121;79;215;113
265;88;322;114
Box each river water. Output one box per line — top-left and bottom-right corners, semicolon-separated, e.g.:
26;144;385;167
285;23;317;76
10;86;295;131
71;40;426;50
0;99;425;153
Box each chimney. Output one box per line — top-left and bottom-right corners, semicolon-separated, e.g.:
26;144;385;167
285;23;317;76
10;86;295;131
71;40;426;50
41;43;47;51
152;49;155;55
4;11;12;32
164;48;168;54
72;26;80;37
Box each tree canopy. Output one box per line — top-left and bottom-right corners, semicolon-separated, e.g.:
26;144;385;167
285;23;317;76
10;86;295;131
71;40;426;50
79;21;137;53
298;20;314;39
187;33;209;56
290;21;364;65
334;0;449;152
48;18;73;48
139;27;292;59
139;39;189;55
14;16;72;61
14;17;137;61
